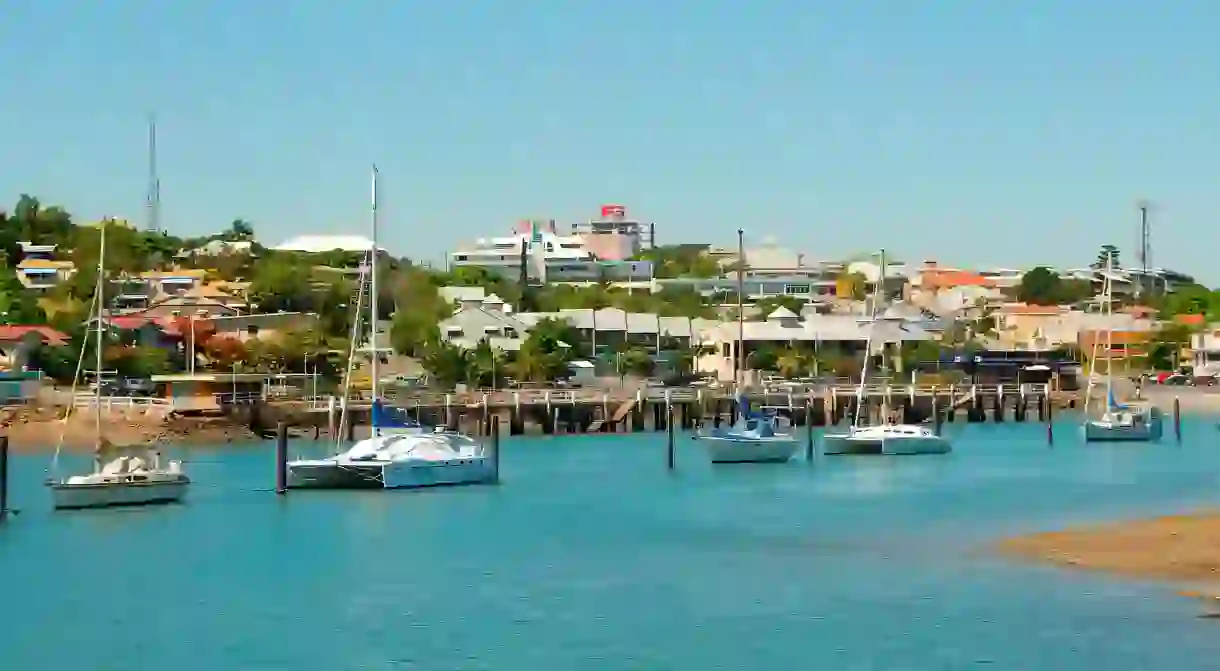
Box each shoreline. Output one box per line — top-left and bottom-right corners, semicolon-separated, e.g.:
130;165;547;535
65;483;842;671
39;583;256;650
996;512;1220;585
1;406;262;452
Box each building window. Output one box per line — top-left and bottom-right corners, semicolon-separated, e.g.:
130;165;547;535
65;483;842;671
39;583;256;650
784;284;811;295
546;242;554;253
455;255;468;261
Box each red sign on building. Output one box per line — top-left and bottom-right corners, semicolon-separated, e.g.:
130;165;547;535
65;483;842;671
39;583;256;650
601;204;626;218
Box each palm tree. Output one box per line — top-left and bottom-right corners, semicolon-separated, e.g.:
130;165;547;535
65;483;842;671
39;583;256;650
470;340;507;388
775;348;808;379
510;346;556;383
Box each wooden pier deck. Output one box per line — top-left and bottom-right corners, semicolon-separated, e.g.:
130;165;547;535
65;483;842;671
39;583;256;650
270;383;1064;438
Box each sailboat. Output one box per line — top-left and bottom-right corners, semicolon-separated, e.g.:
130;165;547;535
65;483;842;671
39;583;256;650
286;166;496;489
694;228;797;463
47;223;190;509
698;392;797;463
1082;253;1163;442
822;249;951;456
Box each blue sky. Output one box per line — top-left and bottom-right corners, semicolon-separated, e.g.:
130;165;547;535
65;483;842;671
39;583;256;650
2;1;1218;280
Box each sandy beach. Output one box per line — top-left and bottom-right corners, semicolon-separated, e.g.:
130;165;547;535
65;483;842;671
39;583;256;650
998;512;1220;583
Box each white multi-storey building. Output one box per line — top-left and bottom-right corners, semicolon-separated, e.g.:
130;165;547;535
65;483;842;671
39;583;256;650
450;217;653;283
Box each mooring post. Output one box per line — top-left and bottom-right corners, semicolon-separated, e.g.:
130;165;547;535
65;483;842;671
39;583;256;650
666;405;676;470
275;421;288;495
1045;396;1054;447
805;402;815;461
932;392;942;436
0;434;9;524
491;415;501;484
1174;397;1182;444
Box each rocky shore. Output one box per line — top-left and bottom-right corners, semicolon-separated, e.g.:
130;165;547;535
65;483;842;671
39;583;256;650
0;405;263;451
997;512;1220;583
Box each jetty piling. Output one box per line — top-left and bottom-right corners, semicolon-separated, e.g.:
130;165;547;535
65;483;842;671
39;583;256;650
274;421;288;495
1174;397;1182;444
805;403;815;461
666;405;676;470
1045;397;1054;447
0;434;8;524
490;415;501;484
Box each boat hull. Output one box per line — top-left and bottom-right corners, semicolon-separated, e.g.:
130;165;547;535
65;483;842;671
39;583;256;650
822;435;951;456
1083;419;1163;442
50;477;190;510
700;437;797;463
287;457;496;489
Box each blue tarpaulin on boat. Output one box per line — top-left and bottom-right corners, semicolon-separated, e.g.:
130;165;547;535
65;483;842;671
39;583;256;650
371;400;422;429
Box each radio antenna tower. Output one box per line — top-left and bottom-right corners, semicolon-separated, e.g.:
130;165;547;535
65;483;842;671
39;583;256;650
146;113;161;233
1135;200;1151;300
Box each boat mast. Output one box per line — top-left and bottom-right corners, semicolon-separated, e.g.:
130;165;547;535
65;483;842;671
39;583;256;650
852;249;883;429
94;223;107;460
1104;252;1114;408
735;228;744;389
370;165;380;436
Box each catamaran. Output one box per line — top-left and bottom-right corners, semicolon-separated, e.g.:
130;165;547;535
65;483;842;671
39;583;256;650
822;248;951;456
1082;253;1163;442
47;223;190;509
286;166;495;489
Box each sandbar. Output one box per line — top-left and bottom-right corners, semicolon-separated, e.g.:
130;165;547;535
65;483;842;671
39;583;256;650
998;512;1220;583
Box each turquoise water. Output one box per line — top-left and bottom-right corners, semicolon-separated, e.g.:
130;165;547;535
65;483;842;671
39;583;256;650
3;420;1220;669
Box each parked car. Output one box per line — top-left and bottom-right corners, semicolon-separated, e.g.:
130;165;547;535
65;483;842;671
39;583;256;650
1162;374;1191;386
121;378;156;396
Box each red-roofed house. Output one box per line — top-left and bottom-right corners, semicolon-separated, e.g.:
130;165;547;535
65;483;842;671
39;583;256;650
91;315;179;350
0;325;69;372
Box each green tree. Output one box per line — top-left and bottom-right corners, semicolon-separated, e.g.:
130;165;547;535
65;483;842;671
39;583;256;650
1148;322;1194;371
226;219;255;241
420;341;471;389
1158;284;1220;320
618;347;655;377
388;266;450;357
0;272;46;323
108;345;172;378
28;341;79;383
1017;267;1062;305
745;344;780;371
835;271;868;300
632;244;720;278
468;340;508;388
775;348;809;378
249;256;315;313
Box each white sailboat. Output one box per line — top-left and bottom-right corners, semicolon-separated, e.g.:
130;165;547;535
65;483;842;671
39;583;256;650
694;228;797;463
1082;253;1163;442
286;166;496;489
47;223;189;509
823;248;951;456
698;393;797;463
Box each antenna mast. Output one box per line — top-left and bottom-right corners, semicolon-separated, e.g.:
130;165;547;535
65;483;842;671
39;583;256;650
146;114;161;233
1136;200;1151;300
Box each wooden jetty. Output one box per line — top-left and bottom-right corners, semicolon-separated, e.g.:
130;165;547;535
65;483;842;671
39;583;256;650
267;383;1064;438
